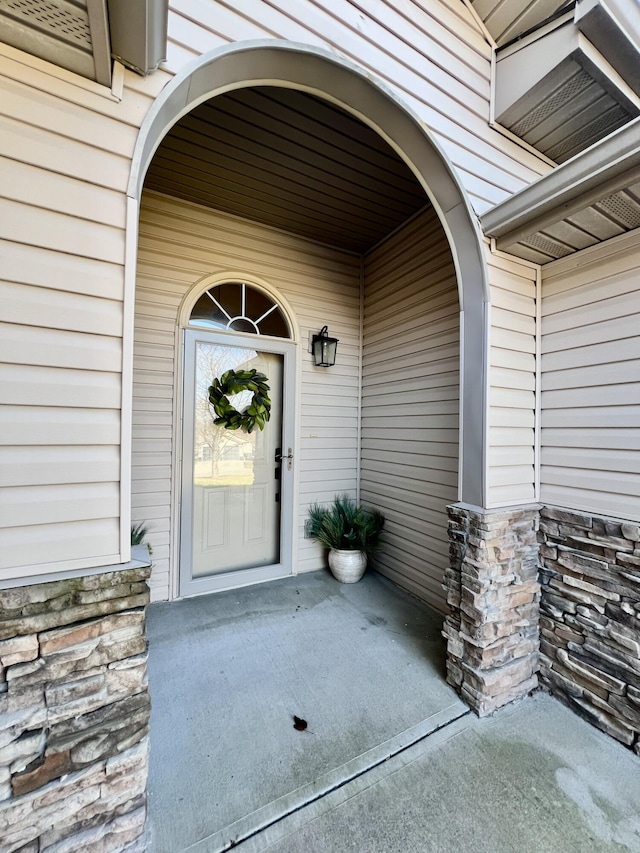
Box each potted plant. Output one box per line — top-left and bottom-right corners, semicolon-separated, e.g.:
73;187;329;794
131;521;153;562
306;494;385;583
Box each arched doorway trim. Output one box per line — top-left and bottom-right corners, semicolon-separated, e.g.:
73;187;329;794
177;271;300;344
126;40;489;507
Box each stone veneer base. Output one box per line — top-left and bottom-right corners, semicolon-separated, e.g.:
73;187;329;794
443;504;540;716
0;567;152;853
2;505;637;851
538;506;640;755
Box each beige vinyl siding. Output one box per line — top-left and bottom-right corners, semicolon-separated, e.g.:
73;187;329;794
134;191;361;601
487;249;538;506
361;208;459;613
164;0;550;213
0;0;556;587
0;46;161;580
540;230;640;521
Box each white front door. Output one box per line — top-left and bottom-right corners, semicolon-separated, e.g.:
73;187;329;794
180;330;295;596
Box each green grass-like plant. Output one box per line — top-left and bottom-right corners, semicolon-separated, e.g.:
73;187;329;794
307;494;385;555
131;521;150;546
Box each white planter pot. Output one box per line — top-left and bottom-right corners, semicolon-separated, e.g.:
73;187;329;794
328;549;367;583
131;543;152;565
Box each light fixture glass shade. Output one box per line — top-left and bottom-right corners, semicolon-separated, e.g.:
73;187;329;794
312;326;339;367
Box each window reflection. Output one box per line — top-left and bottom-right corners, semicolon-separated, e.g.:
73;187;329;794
189;282;289;338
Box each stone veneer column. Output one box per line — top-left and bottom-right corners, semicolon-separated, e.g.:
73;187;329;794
0;567;151;853
538;507;640;754
443;504;540;715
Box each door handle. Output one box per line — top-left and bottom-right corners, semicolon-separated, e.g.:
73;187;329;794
274;447;293;470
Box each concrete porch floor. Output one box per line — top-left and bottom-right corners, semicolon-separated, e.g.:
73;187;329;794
146;571;640;853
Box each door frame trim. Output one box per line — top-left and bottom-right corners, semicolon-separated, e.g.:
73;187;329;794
179;328;297;597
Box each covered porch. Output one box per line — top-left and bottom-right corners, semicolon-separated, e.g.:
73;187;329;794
147;569;640;853
130;46;489;612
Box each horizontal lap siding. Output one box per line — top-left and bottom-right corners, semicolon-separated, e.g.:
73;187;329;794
135;192;361;600
164;0;549;213
541;231;640;521
0;47;160;580
0;0;550;587
361;209;459;613
487;250;537;506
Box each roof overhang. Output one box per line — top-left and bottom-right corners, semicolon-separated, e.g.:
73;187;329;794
575;0;640;95
470;0;571;48
494;3;640;164
0;0;168;84
480;118;640;263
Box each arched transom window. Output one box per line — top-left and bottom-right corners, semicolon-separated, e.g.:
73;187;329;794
189;282;290;338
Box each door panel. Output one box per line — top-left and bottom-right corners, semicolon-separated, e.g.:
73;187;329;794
192;347;282;577
180;331;294;596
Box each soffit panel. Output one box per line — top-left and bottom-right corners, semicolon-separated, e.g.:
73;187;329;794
626;181;640;205
494;18;640;164
471;0;572;46
510;66;633;163
0;0;167;83
143;87;428;254
481;115;640;264
497;186;640;262
0;0;109;82
540;218;602;251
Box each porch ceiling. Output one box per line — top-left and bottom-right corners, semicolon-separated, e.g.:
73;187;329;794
143;86;428;254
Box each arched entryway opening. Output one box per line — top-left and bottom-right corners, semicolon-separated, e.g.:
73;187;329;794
126;41;489;606
127;41;489;849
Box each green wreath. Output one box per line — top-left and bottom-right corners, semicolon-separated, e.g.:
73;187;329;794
208;368;271;433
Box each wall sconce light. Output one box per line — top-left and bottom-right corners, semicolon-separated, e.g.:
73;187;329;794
311;325;339;367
